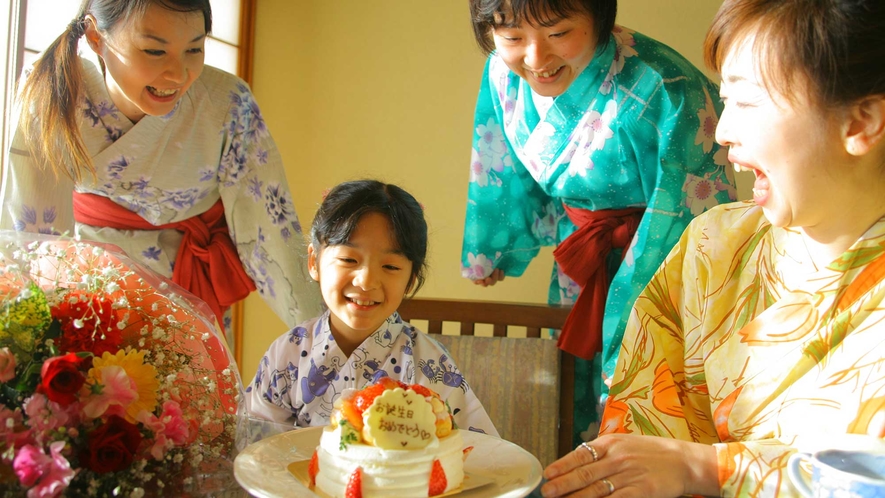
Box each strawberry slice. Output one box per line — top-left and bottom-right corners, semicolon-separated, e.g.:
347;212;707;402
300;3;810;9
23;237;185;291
345;467;362;498
308;450;319;487
352;383;388;414
409;384;433;398
379;377;407;390
428;459;447;496
462;446;474;460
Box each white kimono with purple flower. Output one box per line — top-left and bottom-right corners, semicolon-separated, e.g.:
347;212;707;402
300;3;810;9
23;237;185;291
0;58;323;330
246;311;498;436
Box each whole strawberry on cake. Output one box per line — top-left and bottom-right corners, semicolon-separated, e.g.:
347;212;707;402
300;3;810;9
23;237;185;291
307;378;473;497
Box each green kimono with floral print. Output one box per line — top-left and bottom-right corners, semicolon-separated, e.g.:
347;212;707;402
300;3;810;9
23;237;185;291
460;26;736;444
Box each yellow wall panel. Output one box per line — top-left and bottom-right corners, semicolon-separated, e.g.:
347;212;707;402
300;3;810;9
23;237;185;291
240;1;743;381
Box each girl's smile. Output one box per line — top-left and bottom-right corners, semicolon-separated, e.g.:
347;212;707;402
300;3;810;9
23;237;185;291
492;12;597;97
308;212;414;354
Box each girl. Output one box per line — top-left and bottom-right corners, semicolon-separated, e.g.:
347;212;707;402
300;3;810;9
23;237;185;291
247;180;498;435
542;0;885;496
460;0;737;446
0;0;322;333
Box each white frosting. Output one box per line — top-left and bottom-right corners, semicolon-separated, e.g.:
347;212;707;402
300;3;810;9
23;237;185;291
314;425;464;497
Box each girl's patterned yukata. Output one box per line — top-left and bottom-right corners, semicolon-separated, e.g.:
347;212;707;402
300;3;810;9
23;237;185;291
246;311;499;437
0;58;323;331
461;26;737;444
602;202;885;496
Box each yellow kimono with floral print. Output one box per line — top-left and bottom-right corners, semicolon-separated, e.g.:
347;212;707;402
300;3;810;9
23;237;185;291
601;202;885;497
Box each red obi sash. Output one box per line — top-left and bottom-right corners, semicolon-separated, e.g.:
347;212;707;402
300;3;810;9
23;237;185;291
72;192;256;327
553;204;644;360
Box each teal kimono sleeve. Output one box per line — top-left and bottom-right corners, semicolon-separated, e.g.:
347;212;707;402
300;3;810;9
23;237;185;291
460;60;560;281
599;69;736;377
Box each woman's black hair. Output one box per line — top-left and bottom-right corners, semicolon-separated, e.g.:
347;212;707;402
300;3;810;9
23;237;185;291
469;0;617;55
310;180;428;295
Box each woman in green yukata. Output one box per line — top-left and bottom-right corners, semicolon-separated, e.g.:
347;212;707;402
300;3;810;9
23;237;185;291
460;0;736;446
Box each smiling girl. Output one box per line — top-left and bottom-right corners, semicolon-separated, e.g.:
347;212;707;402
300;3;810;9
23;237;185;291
247;180;497;435
0;0;322;334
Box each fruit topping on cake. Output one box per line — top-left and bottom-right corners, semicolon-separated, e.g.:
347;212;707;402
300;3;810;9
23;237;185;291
330;378;456;450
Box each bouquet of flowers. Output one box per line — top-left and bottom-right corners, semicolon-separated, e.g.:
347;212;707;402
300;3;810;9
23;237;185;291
0;232;243;497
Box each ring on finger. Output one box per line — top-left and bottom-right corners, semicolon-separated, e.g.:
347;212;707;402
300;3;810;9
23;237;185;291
600;478;615;495
579;441;599;462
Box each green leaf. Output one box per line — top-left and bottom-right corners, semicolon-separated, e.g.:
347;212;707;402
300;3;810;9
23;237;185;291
44;319;61;341
13;360;43;395
829;246;885;272
0;381;22;408
338;420;359;450
630;407;665;437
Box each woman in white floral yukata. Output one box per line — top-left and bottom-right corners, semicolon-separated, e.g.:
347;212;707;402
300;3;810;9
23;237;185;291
461;0;737;446
0;0;323;334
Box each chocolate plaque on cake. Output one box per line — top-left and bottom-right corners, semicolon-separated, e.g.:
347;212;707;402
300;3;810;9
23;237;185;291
363;388;437;449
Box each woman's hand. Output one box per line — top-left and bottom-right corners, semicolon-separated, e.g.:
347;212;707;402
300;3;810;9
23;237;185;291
473;268;505;287
540;434;719;498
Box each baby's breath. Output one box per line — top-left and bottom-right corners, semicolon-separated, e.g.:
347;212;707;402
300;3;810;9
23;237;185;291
0;235;242;497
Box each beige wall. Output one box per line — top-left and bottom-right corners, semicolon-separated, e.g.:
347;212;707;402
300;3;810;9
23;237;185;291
240;0;746;380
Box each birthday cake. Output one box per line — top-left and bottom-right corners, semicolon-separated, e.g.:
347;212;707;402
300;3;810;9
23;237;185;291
307;378;470;497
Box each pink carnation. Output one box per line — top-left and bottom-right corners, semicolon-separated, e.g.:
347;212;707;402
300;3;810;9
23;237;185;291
138;400;190;460
80;365;137;419
0;407;35;462
13;441;75;498
22;395;71;444
0;347;15;382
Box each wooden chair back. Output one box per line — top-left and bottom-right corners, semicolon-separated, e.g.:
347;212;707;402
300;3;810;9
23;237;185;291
398;298;574;467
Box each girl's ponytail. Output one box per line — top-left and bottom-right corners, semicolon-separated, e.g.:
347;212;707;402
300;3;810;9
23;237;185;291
17;12;93;181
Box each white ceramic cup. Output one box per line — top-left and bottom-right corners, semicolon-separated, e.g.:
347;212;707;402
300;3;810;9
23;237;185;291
788;449;885;497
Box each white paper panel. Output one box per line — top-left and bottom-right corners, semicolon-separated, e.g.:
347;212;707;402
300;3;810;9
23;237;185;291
205;36;238;76
20;1;241;81
23;0;80;52
208;0;241;46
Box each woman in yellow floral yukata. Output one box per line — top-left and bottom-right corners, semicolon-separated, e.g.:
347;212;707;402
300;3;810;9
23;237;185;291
537;0;885;496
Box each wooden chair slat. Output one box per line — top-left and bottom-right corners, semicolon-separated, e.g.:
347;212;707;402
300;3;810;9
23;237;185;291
400;298;569;331
398;297;574;461
493;323;506;337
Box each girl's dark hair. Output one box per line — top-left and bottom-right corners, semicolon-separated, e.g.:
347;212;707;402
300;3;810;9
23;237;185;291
704;0;885;110
17;0;212;181
469;0;617;55
310;180;428;295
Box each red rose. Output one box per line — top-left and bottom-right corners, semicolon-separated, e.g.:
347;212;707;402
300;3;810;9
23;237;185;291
39;353;90;406
51;291;123;356
81;415;144;473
